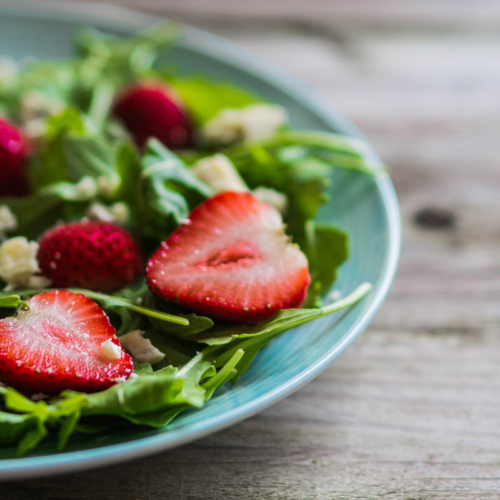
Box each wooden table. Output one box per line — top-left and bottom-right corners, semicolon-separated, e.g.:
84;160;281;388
3;1;500;498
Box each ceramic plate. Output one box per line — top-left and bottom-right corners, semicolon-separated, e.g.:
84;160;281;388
0;1;400;480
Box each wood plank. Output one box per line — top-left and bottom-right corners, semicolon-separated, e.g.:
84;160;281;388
80;0;500;28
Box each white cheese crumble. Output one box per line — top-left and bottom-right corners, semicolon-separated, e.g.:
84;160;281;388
0;237;41;288
86;202;130;226
252;187;288;215
101;339;122;361
202;104;287;145
26;275;53;289
129;372;139;380
191;154;248;193
74;176;98;199
19;91;65;123
0;205;17;239
97;176;120;199
118;330;165;365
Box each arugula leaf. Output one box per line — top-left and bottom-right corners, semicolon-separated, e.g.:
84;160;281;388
296;221;349;308
170;77;263;126
4;288;189;328
29;108;121;191
207;283;372;383
0;296;21;308
225;130;384;233
189;283;372;346
139;139;213;242
145;293;214;337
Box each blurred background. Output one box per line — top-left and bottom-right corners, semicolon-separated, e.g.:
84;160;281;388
5;1;500;498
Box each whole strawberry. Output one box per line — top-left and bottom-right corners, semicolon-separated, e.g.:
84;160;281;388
113;81;192;149
0;117;31;197
38;221;143;293
0;290;133;394
146;192;310;324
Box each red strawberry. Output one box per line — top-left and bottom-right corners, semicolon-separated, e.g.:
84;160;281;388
37;221;143;293
146;192;310;324
0;290;133;394
0;117;31;197
113;81;192;149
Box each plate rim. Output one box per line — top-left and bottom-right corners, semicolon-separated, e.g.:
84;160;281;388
0;0;401;480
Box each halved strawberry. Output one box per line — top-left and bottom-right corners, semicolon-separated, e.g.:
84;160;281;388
113;80;192;149
37;221;143;293
0;290;132;394
0;117;31;197
146;192;310;324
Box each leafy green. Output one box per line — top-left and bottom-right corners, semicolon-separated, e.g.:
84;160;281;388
145;293;214;337
0;295;22;308
139;139;213;242
29;107;121;191
0;284;371;455
296;221;349;308
225;130;384;234
170;77;263;126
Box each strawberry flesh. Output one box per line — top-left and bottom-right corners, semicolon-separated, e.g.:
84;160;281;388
113;81;192;149
146;192;310;324
0;290;133;394
0;117;31;197
37;221;143;293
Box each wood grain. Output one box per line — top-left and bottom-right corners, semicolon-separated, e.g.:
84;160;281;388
3;1;500;498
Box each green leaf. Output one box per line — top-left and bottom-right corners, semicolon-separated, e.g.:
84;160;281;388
0;296;21;308
30;107;121;191
139;139;213;242
145;293;214;337
296;221;349;308
170;77;263;126
8;288;189;327
225;130;384;231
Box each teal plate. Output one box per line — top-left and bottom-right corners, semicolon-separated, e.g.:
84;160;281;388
0;1;400;480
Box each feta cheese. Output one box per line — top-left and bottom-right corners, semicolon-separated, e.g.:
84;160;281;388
86;202;130;225
191;154;248;193
0;237;40;288
109;202;130;225
101;339;122;361
202;104;287;145
0;205;17;238
22;118;48;147
118;330;165;365
97;176;120;199
240;104;287;141
74;176;97;199
19;91;64;123
129;372;139;380
26;275;53;289
86;202;115;223
252;187;288;215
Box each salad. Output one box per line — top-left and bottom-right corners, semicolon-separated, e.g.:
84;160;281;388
0;23;381;457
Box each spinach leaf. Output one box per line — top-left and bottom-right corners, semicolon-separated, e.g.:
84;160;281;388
139;139;213;242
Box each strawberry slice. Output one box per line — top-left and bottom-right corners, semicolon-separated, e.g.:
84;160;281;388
0;290;133;394
146;192;310;324
113;80;192;149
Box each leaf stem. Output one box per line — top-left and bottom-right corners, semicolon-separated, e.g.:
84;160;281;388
321;282;372;314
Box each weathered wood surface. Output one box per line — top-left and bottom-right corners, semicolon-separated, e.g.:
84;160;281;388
4;1;500;498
